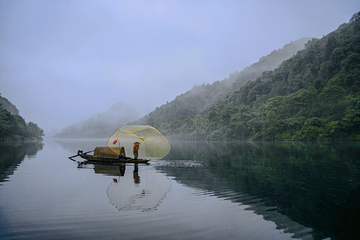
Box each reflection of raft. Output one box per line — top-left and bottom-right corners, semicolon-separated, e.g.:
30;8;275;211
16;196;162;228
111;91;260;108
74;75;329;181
70;148;150;163
107;167;172;211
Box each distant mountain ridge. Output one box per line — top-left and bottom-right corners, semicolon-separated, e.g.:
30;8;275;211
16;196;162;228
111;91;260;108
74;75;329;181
232;38;313;90
132;37;311;135
54;102;141;138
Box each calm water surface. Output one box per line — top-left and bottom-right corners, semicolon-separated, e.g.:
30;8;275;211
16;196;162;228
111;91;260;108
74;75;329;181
0;138;359;240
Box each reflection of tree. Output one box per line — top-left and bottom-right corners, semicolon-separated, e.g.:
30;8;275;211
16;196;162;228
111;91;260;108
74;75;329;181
0;141;43;183
157;141;360;240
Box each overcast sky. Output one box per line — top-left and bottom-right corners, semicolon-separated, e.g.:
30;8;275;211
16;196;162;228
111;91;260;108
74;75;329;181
0;0;359;137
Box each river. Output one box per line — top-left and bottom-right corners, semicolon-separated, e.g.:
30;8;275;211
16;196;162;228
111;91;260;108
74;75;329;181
0;138;359;240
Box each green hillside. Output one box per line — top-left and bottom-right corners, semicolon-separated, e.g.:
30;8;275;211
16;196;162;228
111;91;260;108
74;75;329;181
0;95;44;141
133;38;311;135
191;12;360;141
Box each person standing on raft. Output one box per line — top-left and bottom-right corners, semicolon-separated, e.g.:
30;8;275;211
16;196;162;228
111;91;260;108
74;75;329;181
133;142;140;159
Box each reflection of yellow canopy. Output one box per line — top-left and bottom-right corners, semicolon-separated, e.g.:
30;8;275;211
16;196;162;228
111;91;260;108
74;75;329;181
107;125;171;160
106;167;172;211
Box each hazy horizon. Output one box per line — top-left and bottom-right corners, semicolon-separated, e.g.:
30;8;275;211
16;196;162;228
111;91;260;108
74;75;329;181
1;0;359;136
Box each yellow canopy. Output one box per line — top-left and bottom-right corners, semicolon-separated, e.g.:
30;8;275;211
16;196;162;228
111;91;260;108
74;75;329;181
107;125;171;160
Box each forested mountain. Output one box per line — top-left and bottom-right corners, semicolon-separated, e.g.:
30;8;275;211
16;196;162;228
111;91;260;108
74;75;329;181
55;11;360;141
189;12;360;141
0;95;44;140
132;37;311;133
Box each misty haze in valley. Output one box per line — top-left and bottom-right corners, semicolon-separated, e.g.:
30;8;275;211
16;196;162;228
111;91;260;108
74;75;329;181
55;37;310;138
1;1;358;139
54;102;141;138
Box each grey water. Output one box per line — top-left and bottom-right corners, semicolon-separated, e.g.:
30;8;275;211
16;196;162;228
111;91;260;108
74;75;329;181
0;139;359;240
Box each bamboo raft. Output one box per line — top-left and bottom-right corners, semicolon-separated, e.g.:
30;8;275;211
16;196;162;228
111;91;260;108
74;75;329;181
69;147;150;164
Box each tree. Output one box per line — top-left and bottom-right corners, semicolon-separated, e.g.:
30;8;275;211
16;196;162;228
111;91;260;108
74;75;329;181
263;111;280;140
26;122;44;138
0;108;13;137
324;36;338;61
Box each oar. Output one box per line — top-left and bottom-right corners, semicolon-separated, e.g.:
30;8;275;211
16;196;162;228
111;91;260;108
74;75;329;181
69;154;78;159
68;150;93;160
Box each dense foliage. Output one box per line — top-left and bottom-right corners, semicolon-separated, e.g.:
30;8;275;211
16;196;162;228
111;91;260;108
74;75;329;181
191;14;360;141
0;104;44;140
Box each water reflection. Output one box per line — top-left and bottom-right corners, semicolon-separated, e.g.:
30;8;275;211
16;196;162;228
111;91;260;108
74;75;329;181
157;140;360;240
78;162;172;212
0;141;43;183
55;138;360;239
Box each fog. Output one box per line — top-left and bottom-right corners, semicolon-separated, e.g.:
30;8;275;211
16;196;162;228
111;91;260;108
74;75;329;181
0;0;359;137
